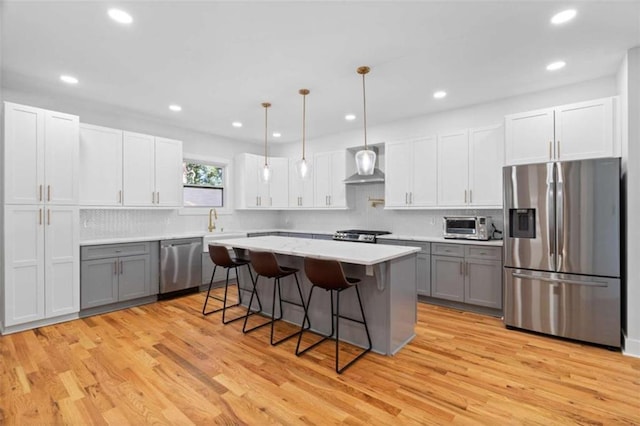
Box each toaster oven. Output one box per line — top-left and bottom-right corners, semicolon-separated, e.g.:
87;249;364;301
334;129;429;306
443;216;492;240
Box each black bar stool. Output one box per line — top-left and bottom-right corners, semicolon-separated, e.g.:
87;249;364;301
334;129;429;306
202;244;262;324
296;257;372;374
243;250;310;345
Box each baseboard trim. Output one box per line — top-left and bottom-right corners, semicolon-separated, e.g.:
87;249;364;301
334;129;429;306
623;331;640;358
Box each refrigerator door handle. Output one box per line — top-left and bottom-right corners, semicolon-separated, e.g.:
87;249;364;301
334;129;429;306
511;272;608;288
556;162;564;271
546;163;556;270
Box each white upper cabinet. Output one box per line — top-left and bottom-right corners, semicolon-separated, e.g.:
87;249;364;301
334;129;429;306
314;150;348;208
468;124;504;207
437;130;469;207
288;159;314;208
123;131;156;206
122;132;183;207
505;97;618;165
79;124;123;206
4;102;79;205
154;137;184;207
234;153;288;209
385;136;437;208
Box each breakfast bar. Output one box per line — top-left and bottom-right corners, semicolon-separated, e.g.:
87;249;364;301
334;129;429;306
212;236;421;355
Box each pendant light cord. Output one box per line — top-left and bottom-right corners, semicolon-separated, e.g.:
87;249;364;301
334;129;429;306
361;69;368;150
263;103;269;166
302;91;307;160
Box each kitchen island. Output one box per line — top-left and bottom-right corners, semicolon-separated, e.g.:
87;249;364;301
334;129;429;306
211;236;420;355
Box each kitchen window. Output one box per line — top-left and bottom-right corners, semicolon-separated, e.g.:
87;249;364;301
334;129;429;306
183;160;225;207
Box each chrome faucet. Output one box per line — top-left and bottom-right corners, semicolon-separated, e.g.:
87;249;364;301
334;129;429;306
208;208;218;232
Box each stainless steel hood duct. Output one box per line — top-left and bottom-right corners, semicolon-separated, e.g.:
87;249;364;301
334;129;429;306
344;146;385;184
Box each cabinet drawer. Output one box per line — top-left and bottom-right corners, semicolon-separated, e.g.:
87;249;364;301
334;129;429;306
81;242;151;260
381;240;430;254
432;243;464;257
464;245;502;260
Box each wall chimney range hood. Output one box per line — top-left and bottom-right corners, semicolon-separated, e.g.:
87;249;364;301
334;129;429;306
344;145;385;184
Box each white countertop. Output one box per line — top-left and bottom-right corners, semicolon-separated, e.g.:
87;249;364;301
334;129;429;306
210;236;421;266
80;229;502;247
378;234;503;246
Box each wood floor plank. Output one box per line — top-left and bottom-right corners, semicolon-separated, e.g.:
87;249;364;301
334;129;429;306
1;290;639;425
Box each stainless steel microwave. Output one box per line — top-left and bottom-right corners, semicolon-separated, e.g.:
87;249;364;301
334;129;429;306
443;216;493;240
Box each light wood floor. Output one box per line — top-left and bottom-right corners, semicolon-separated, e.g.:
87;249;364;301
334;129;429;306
2;290;639;425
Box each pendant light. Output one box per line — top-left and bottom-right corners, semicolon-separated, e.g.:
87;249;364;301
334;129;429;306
295;88;311;180
260;102;271;183
355;66;376;176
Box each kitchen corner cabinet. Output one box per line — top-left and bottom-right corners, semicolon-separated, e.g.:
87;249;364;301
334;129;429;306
123;132;183;207
79;124;124;205
3;205;79;327
431;243;502;309
288;159;314;208
437;125;504;208
235;153;288;209
81;242;158;309
379;240;431;296
4;102;79;205
505;96;618;165
314;150;348;208
385;136;437;208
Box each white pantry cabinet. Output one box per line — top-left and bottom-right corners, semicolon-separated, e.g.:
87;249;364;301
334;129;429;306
235;153;288;209
79;124;123;205
4;102;79;205
385;136;438;208
437;125;504;208
288;159;314;208
122;132;183;207
314;150;348;208
505;97;618;165
3;205;79;327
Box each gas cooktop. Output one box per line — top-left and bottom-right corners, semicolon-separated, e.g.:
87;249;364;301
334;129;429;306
332;229;391;243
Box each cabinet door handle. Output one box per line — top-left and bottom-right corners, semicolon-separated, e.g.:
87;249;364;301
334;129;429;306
156;192;160;204
464;190;467;203
460;262;463;275
152;192;155;203
405;192;408;204
39;185;43;202
549;141;552;160
47;209;51;225
118;190;122;203
557;140;560;158
120;260;123;275
114;260;118;275
39;208;42;225
469;190;472;204
47;185;51;202
329;195;331;205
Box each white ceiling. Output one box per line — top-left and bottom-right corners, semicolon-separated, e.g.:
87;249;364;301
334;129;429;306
2;1;640;144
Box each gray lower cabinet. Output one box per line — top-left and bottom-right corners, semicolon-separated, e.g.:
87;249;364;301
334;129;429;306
81;242;158;309
202;250;237;285
379;240;431;296
431;243;502;309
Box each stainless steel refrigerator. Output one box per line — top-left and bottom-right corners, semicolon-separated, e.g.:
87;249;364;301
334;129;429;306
503;158;621;347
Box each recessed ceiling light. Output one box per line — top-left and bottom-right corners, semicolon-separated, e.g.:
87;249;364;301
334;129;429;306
546;61;566;71
169;104;182;112
108;8;133;24
60;75;79;85
551;9;577;25
433;91;447;99
345;114;356;121
272;132;281;138
232;121;243;128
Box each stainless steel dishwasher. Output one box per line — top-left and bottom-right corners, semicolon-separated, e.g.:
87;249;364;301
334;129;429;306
160;237;202;294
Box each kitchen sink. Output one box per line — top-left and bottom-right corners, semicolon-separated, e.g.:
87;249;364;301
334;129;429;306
202;232;247;252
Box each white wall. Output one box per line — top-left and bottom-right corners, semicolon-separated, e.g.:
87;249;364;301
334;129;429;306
618;47;640;357
274;76;618;236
